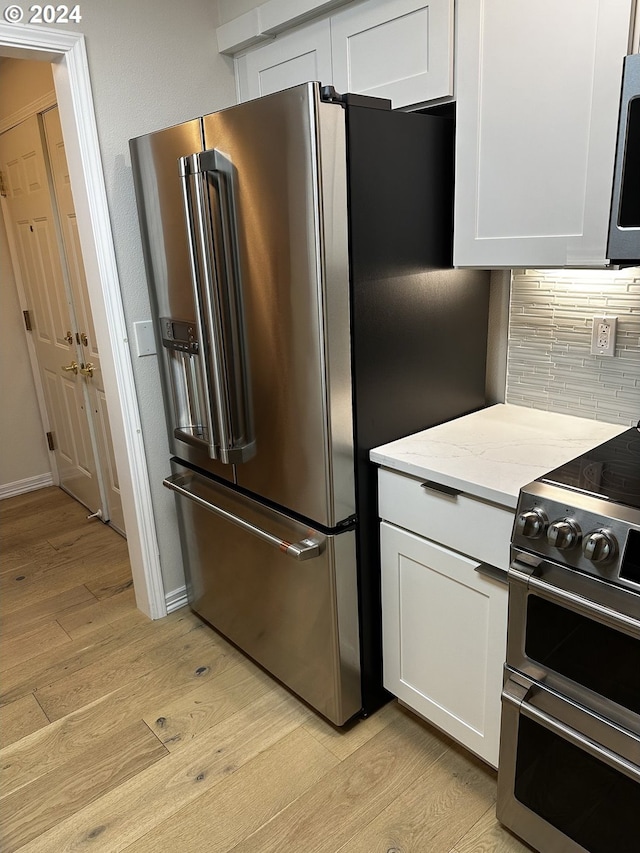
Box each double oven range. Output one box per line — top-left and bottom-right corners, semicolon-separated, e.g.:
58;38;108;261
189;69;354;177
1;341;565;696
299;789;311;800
497;426;640;853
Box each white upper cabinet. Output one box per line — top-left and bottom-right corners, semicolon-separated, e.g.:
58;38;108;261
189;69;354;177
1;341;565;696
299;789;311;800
236;18;333;102
230;0;454;108
330;0;453;108
453;0;635;268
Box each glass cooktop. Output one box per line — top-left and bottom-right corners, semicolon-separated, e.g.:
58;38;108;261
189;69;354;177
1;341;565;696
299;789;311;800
540;426;640;510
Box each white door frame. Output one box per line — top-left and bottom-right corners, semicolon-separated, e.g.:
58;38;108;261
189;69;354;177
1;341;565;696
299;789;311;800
0;22;166;619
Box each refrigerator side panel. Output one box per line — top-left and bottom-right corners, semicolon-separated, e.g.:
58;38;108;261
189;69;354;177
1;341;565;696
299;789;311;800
168;460;362;726
345;105;491;713
130;123;233;482
202;84;354;528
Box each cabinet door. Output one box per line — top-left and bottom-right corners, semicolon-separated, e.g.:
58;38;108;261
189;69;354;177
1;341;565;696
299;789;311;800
236;18;333;102
331;0;454;108
454;0;634;268
381;521;507;767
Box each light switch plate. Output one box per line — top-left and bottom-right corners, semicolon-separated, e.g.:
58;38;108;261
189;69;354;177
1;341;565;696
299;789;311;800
134;320;156;356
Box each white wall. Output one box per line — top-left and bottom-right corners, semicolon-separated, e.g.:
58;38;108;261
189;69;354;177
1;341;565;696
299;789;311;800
19;0;236;593
0;59;53;495
0;57;54;114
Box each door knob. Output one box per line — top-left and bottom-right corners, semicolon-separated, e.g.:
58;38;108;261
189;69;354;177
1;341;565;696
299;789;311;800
79;362;94;378
62;361;78;374
64;331;73;346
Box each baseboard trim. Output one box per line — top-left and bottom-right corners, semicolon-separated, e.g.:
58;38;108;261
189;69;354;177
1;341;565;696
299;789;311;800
165;585;189;613
0;473;55;500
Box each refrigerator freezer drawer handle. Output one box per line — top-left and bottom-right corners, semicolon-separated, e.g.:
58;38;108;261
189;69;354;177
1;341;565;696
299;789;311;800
163;475;322;561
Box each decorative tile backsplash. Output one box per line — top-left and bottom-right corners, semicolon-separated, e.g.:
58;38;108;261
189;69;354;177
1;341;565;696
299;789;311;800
506;268;640;426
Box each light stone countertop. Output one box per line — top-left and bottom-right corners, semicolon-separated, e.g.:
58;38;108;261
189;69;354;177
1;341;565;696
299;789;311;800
370;403;627;509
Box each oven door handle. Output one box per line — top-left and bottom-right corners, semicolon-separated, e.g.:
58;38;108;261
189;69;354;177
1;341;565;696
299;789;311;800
509;559;640;635
503;678;640;784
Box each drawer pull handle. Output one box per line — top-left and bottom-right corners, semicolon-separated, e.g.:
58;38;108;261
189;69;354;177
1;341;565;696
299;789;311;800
420;480;461;498
474;563;508;585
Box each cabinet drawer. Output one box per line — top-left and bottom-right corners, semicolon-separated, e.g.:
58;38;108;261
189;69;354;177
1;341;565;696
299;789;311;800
378;467;514;572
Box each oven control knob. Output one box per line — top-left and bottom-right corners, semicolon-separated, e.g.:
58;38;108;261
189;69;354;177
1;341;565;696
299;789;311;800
582;530;616;563
547;519;581;550
515;508;548;539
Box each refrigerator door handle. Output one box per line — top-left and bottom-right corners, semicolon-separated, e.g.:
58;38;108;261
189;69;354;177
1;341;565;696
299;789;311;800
179;151;255;465
164;474;323;561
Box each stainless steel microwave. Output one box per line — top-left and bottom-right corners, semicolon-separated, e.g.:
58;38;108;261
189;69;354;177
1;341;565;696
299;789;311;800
608;52;640;266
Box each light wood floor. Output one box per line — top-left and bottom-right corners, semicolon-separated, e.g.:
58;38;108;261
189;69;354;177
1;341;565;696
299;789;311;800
0;486;532;853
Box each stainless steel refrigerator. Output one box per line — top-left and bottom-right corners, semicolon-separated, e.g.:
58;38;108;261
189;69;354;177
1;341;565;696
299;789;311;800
130;82;490;726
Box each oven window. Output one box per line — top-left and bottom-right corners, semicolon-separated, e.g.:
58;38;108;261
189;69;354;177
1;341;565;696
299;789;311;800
525;596;640;714
515;716;640;853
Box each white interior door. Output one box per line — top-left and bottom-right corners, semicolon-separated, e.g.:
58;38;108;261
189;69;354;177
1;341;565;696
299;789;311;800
42;106;124;533
0;115;105;517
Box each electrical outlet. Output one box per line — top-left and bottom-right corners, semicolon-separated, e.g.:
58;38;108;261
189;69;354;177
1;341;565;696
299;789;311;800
590;316;617;357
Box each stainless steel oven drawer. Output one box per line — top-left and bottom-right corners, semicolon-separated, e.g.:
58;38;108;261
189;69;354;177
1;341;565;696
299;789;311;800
498;672;640;853
507;553;640;732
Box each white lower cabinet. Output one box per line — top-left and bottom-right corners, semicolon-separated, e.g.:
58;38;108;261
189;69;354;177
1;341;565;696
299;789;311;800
380;485;511;768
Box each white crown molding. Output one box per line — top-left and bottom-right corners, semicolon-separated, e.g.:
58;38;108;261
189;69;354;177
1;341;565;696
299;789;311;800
217;0;350;55
0;23;166;619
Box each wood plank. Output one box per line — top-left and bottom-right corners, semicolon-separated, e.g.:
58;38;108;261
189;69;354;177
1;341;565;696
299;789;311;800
0;540;67;577
0;555;71;597
1;507;92;551
0;556;119;616
0;487;68;520
14;689;313;853
0;525;126;598
142;655;278;751
0;694;49;749
226;707;450;853
302;699;397;760
0;620;71;673
34;612;210;721
55;587;144;639
0;619;240;797
83;562;134;601
452;803;532;853
0;608;195;709
0;720;168;852
333;739;497;853
0;584;98;638
46;521;127;557
124;727;339;853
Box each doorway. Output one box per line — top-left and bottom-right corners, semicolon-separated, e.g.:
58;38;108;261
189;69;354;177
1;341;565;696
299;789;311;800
0;23;165;618
1;83;124;532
